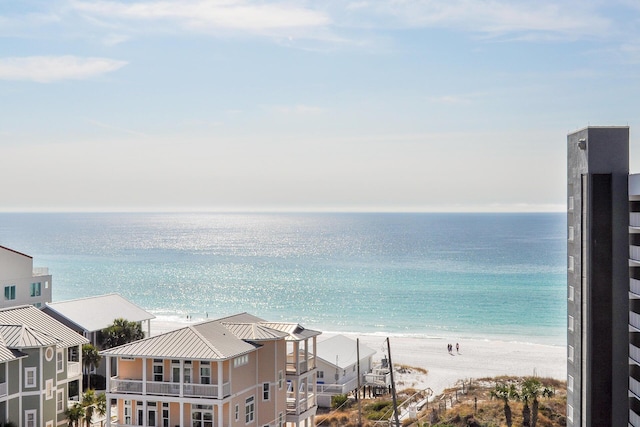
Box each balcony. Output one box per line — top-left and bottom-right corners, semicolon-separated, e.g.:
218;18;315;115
0;381;6;398
286;356;315;375
68;362;81;377
110;378;231;399
286;392;316;415
631;213;640;228
632;246;640;261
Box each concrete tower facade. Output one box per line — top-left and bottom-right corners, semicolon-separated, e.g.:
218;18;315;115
566;126;629;426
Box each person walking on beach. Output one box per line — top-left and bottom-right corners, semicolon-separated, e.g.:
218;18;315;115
456;343;459;353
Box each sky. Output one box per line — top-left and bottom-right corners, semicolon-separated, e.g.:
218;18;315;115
2;1;640;212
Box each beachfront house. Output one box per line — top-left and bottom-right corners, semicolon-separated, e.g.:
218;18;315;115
101;313;321;427
43;293;155;346
0;245;52;309
315;335;376;408
0;304;89;426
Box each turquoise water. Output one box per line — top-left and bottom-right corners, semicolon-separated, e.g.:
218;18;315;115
0;213;566;345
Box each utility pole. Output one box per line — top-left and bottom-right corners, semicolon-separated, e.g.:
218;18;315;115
357;338;362;427
387;337;400;427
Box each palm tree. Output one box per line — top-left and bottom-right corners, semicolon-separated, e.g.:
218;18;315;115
100;318;145;349
82;389;97;427
490;382;517;427
521;378;555;427
82;344;101;390
96;392;107;427
65;402;85;427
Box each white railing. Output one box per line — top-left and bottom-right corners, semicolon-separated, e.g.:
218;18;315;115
632;279;640;296
0;381;6;398
632;213;640;228
67;362;81;377
32;267;49;276
286;393;315;415
111;378;231;398
317;377;359;396
286;356;315;375
631;409;640;427
110;379;143;394
632;246;640;261
365;372;391;387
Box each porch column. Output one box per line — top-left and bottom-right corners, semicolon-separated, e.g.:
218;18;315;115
106;357;112;427
180;401;184;427
180;360;184;397
142;358;147;394
143;400;148;427
217;402;223;427
217;362;223;398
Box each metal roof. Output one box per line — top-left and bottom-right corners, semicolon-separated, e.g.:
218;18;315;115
0;305;88;349
221;323;289;341
0;324;60;348
101;320;257;360
316;335;376;369
259;322;322;341
0;334;25;362
45;293;155;332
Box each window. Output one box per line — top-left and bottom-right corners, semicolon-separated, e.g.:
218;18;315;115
568;286;574;302
57;350;64;373
568;256;574;272
4;285;15;300
235;404;239;421
317;371;324;379
568;196;574;211
568;315;574;332
567;404;573;422
46;379;54;399
25;367;36;388
263;382;270;401
200;362;211;385
25;410;36;427
192;404;213;427
245;396;255;423
568;345;574;362
568;375;574;392
278;370;284;390
153;359;164;382
568;226;574;242
30;282;41;297
57;389;65;413
124;400;132;424
234;354;249;368
162;403;169;427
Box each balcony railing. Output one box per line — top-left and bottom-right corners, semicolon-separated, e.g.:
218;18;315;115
631;409;640;427
110;378;231;399
0;381;6;398
633;279;640;297
286;393;316;415
632;213;640;228
68;362;81;377
286;356;315;375
632;246;640;261
631;344;640;365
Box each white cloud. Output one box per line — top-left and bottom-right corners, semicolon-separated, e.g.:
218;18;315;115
342;0;611;39
69;0;330;32
0;56;127;83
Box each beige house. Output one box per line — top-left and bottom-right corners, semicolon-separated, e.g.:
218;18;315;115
101;313;320;427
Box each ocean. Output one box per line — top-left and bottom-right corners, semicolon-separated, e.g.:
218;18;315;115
0;212;566;346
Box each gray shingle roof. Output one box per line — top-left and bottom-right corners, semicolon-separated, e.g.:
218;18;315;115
0;305;88;348
45;293;155;332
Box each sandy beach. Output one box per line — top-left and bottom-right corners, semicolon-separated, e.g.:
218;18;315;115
151;319;566;397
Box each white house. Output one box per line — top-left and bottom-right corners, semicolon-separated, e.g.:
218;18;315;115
315;335;376;408
0;245;52;309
